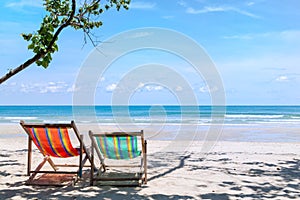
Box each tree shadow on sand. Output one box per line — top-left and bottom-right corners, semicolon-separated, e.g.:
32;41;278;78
1;148;300;199
1;181;194;200
1;151;195;200
198;156;300;200
148;152;192;182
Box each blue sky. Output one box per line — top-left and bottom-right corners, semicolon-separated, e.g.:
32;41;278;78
0;0;300;105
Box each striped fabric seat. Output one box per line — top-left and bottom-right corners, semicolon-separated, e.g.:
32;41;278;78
25;127;80;158
95;135;141;160
20;121;93;186
89;130;147;186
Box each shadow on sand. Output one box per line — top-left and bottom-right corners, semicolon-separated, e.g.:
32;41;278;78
198;156;300;200
1;148;300;199
0;151;195;199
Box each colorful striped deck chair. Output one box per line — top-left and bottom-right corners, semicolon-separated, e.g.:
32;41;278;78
89;130;147;186
20;120;92;186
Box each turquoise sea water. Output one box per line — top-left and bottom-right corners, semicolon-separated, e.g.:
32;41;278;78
0;105;300;125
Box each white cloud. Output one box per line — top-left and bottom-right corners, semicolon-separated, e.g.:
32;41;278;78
275;76;289;82
162;15;175;19
223;30;300;42
106;83;117;92
246;2;255;6
67;84;80;93
2;82;17;86
187;6;226;14
20;84;29;93
0;81;18;93
128;31;153;39
263;67;287;71
175;86;183;91
186;5;260;18
145;85;163;91
178;0;259;18
19;82;69;93
199;85;218;93
136;83;164;92
137;82;145;89
178;0;187;7
280;30;300;42
6;0;42;8
103;82;164;93
41;82;68;93
40;86;59;93
232;7;260;18
223;34;257;40
130;2;156;9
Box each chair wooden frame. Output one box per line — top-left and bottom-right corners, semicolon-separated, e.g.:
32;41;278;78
89;130;147;186
20;120;92;186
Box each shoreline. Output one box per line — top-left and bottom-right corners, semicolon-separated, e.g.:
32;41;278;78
1;122;299;143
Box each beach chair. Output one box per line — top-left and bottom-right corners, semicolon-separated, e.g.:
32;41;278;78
20;120;92;186
89;130;147;186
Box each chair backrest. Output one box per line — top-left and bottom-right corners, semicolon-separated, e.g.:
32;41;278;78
90;131;144;160
20;121;80;158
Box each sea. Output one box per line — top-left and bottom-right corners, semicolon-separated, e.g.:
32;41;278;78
1;105;300;143
0;105;300;125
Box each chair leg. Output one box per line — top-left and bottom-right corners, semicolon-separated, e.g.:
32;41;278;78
26;156;48;184
144;140;147;184
79;135;83;178
47;157;59;171
81;155;88;166
90;143;94;186
27;137;32;176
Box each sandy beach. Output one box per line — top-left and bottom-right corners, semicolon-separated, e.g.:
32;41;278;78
1;0;299;198
0;123;299;200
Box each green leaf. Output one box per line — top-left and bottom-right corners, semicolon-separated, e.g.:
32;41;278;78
27;43;34;50
21;33;32;41
22;0;131;71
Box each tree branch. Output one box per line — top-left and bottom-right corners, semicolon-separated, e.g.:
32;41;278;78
0;0;76;84
0;0;130;84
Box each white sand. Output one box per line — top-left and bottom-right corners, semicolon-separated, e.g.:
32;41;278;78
0;124;299;199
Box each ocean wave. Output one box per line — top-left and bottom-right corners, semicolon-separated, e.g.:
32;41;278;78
2;117;38;120
42;120;72;124
225;114;284;119
0;116;39;123
1;106;300;126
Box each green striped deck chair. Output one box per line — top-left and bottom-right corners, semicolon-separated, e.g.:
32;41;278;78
89;130;147;186
20;120;92;186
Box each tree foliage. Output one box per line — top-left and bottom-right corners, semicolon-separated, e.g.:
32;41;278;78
0;0;130;84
